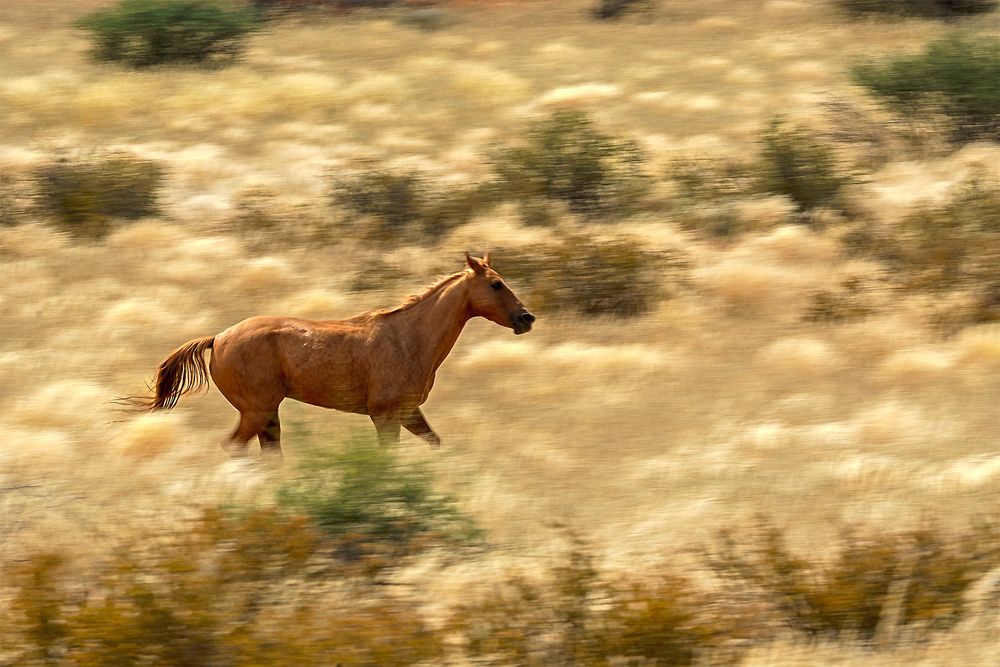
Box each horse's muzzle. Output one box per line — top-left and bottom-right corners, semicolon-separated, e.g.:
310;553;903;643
512;311;535;335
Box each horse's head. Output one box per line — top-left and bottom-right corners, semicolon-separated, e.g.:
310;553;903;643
465;253;535;335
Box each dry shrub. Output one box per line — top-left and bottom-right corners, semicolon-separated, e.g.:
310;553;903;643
704;518;1000;642
452;538;725;666
492;235;683;317
850;176;1000;303
488;110;652;220
331;161;488;242
591;0;655;21
665;157;758;237
34;152;165;238
1;507;445;666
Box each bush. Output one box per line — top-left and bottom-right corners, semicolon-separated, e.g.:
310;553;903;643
452;537;722;666
34;152;165;237
848;176;1000;295
755;119;850;213
704;518;1000;641
331;162;487;242
895;176;1000;290
2;508;446;666
277;437;480;568
592;0;654;20
76;0;259;68
489;110;651;219
666;158;759;237
492;236;683;317
837;0;997;18
853;34;1000;143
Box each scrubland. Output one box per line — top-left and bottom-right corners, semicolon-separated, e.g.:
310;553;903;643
2;1;999;664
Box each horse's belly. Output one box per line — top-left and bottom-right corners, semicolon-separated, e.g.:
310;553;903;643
288;382;369;415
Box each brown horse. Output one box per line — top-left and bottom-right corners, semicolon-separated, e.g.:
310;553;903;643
135;254;534;456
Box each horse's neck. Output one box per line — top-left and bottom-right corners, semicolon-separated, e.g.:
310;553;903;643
386;277;472;372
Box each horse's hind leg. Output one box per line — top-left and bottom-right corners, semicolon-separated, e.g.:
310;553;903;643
402;407;440;448
222;411;271;458
370;413;401;447
257;412;282;459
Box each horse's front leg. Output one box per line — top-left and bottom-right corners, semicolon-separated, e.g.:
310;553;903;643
370;413;401;447
402;407;441;448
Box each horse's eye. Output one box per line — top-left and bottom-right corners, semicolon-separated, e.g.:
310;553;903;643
491;281;503;291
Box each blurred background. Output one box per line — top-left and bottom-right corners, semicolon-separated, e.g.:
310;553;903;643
1;1;999;664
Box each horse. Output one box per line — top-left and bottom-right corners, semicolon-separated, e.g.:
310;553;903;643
133;254;535;457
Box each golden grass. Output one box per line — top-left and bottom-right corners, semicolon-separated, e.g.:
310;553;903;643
2;0;1000;663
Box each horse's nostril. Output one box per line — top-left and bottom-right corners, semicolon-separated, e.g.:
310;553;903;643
522;312;536;324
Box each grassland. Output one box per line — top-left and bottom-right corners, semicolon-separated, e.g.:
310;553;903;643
1;1;999;664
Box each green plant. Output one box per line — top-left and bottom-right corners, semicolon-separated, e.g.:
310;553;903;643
837;0;997;18
277;437;481;566
34;152;165;237
853;34;1000;143
755;119;850;213
76;0;259;68
492;236;683;317
489;110;651;219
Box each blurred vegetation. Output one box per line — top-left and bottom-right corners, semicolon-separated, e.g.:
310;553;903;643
846;176;1000;305
836;0;998;18
34;153;165;238
76;0;260;68
853;34;1000;144
704;517;1000;641
488;110;652;220
2;507;445;666
666;157;757;237
4;503;998;665
331;162;488;242
252;0;398;12
276;437;481;572
492;236;683;317
591;0;655;20
755;119;851;214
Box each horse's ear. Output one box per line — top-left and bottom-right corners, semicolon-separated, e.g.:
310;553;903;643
466;253;486;272
482;251;492;267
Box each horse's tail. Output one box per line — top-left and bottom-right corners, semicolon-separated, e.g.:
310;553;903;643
132;336;215;411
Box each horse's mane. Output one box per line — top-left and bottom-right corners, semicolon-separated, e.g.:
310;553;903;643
355;270;470;320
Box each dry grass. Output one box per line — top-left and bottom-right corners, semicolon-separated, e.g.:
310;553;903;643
2;0;1000;663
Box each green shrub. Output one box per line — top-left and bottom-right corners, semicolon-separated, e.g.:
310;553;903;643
853;34;1000;143
331;162;487;242
492;236;683;317
755;119;850;213
34;152;165;237
837;0;997;18
489;110;651;219
76;0;259;68
277;437;480;567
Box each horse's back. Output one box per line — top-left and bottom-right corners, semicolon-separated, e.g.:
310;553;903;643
211;315;372;414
